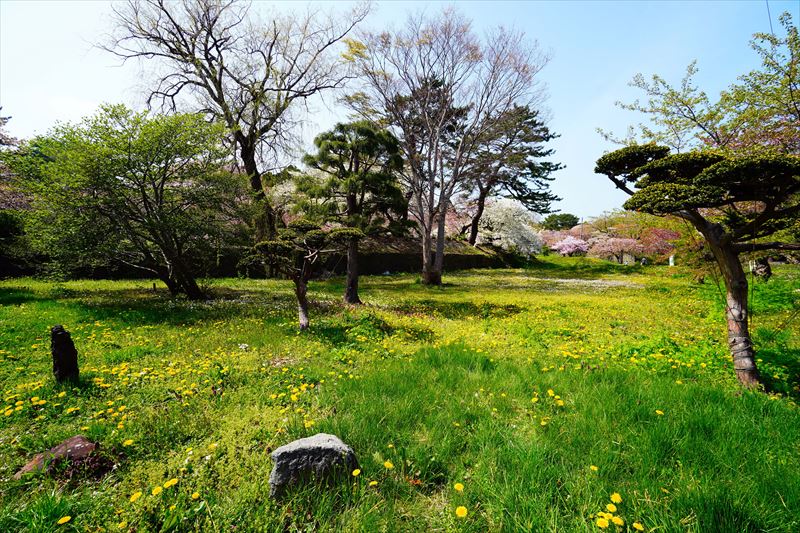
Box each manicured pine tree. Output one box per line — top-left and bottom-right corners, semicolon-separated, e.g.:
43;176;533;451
298;121;406;304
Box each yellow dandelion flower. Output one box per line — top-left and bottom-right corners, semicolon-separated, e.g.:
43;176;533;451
383;460;394;470
633;522;645;531
163;478;178;488
129;491;142;503
57;516;71;525
547;389;555;397
454;482;464;492
455;506;468;518
118;521;128;529
611;516;624;526
368;480;378;487
191;492;200;500
610;492;622;503
596;517;609;528
352;469;361;477
151;486;163;496
655;410;664;416
606;503;617;513
590;465;599;471
122;439;134;446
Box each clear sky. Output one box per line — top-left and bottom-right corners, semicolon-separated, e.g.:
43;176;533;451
1;0;797;219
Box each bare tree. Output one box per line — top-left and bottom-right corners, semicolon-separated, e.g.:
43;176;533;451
106;0;370;238
346;9;548;284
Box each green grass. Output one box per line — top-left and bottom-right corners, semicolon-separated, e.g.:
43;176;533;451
0;256;799;532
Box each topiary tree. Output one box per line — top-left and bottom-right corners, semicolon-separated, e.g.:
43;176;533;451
256;219;362;330
542;213;579;230
298;121;406;304
596;145;800;387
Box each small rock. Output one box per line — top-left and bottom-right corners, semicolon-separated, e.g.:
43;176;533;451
268;433;358;498
14;435;97;480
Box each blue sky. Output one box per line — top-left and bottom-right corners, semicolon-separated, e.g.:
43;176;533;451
1;0;797;218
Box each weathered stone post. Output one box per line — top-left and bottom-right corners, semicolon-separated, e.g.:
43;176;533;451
51;325;79;383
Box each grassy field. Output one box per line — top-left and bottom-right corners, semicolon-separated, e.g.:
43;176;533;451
1;257;799;532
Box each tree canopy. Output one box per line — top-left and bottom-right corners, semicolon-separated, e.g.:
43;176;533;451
3;105;246;298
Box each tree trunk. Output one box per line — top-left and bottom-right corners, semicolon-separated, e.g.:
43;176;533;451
421;227;442;285
430;212;446;285
154;265;181;295
344;239;362;304
294;278;310;330
171;257;205;300
421;227;436;285
707;238;761;387
468;189;489;246
240;141;277;242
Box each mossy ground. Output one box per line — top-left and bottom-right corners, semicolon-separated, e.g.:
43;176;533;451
1;257;799;532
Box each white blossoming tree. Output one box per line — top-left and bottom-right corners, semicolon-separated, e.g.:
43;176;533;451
477;199;543;258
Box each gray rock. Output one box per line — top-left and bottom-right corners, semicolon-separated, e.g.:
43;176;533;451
268;433;358;498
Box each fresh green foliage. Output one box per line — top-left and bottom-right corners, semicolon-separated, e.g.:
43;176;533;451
1;260;799;531
599;12;799;155
2;105;246;298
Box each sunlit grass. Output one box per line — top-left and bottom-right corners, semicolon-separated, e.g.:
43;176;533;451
1;257;798;531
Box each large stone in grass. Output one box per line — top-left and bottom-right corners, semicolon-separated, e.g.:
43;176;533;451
268;433;358;498
51;325;79;383
14;435;97;479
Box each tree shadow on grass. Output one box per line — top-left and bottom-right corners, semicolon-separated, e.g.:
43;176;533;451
54;286;298;328
754;326;800;398
388;299;523;320
0;286;41;306
527;257;643;279
308;311;434;346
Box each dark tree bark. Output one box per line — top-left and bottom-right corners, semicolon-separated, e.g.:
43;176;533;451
430;213;447;285
344;239;362;304
156;270;181;296
467;187;490;246
51;325;79;384
239;141;276;241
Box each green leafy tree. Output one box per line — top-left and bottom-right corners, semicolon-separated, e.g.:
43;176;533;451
256;220;360;329
298;121;406;304
596;145;800;387
4;105;244;299
541;213;579;230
